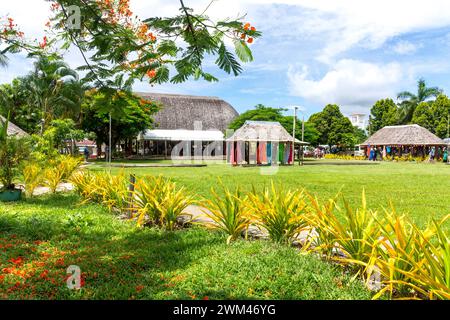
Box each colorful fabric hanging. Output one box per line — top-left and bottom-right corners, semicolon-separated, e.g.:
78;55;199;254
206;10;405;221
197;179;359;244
256;142;261;164
284;142;291;164
260;142;267;163
288;143;293;164
236;141;243;164
267;142;272;164
230;142;236;164
279;143;285;163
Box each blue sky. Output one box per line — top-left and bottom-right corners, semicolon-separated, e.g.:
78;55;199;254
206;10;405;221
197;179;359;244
3;0;450;119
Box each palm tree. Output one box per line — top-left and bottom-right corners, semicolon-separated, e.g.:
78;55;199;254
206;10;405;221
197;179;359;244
0;53;8;68
397;78;442;124
22;56;85;134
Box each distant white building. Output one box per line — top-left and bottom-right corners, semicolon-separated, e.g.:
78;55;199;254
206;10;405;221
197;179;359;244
349;113;367;130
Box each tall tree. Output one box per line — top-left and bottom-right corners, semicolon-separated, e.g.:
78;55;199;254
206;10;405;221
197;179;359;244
81;89;160;155
397;78;441;124
308;104;355;147
22;55;86;134
369;98;399;133
0;79;41;134
412;94;450;138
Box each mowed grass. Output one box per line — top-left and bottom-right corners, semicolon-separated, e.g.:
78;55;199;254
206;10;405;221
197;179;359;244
91;160;450;230
0;194;370;300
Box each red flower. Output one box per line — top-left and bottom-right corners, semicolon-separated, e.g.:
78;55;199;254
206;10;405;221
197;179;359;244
247;37;254;44
202;296;209;300
39;270;49;279
136;285;144;293
9;257;24;265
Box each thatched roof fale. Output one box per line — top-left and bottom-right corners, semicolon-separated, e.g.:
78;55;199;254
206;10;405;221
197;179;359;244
135;92;238;132
227;121;309;144
0;115;28;137
361;124;445;146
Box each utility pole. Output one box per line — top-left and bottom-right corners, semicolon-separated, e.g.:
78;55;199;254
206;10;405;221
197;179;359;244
293;106;297;165
301;114;305;166
447;114;449;138
109;112;112;172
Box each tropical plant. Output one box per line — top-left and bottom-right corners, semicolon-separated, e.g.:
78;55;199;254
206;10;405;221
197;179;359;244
42;156;82;193
201;184;251;244
397;78;442;124
21;56;85;134
70;170;129;213
132;175;193;230
247;183;308;244
22;163;44;197
321;193;380;271
367;210;430;299
0;114;30;191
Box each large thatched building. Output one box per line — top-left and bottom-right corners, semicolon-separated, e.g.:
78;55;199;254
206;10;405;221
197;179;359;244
361;124;446;158
0;115;28;137
226;121;308;165
134;93;239;159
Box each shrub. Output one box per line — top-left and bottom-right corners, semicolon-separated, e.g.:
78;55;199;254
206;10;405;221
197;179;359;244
247;183;308;244
202;184;251;244
23;163;44;197
70;170;129;213
308;192;380;270
43;156;82;194
132;175;193;230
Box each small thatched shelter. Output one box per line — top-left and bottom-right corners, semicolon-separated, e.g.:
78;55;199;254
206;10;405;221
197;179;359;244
134;93;238;159
226;121;309;166
0;115;28;137
361;124;446;159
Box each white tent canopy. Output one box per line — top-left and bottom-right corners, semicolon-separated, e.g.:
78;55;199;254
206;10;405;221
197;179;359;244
137;129;224;141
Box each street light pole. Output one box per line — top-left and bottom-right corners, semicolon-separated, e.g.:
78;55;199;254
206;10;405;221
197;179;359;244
301;114;305;166
292;106;297;165
109;112;112;172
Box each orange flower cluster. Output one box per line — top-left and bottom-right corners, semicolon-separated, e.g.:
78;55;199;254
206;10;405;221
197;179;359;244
39;36;48;49
1;17;24;39
240;22;256;44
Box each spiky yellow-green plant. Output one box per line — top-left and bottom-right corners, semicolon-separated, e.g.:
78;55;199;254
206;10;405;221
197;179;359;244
307;192;380;272
201;184;251;244
23;163;43;197
247;183;308;244
367;209;431;299
132;175;193;230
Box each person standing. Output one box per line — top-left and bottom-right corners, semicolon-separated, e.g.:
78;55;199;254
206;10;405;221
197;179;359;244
443;147;448;163
429;147;435;162
84;147;90;162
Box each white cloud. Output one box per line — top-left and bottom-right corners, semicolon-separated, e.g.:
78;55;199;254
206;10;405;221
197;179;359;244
287;59;406;112
393;40;421;55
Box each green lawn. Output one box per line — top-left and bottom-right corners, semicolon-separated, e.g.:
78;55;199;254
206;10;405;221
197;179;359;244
0;194;370;300
91;160;450;230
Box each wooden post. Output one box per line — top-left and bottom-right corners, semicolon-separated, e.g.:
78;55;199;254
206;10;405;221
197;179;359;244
128;174;136;218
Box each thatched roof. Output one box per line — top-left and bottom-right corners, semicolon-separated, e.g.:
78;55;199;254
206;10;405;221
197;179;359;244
135;92;238;132
361;124;445;146
0;115;28;137
227;120;308;144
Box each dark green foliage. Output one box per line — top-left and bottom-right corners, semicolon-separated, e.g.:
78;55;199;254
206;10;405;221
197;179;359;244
308;104;356;147
80;89;160;153
412;94;450;138
369;98;400;134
